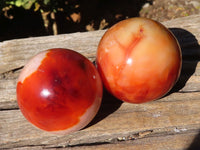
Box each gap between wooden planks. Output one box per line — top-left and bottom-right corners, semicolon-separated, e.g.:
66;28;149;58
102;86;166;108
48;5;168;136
0;14;200;149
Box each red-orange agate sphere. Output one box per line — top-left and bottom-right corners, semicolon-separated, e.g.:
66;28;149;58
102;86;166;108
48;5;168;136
96;17;182;103
17;48;102;134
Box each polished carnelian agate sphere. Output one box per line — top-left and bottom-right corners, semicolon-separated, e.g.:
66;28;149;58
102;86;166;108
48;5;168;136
17;48;102;134
96;17;182;103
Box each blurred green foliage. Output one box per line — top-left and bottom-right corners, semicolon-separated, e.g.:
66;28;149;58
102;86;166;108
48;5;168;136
6;0;37;9
0;0;79;35
1;0;78;13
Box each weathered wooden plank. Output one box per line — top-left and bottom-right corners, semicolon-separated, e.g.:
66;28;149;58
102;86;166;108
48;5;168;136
0;15;200;74
0;53;200;110
1;97;200;149
164;15;200;42
10;132;200;150
0;30;104;74
0;73;199;110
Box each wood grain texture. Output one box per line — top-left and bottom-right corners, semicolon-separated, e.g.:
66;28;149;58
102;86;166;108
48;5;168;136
0;14;200;149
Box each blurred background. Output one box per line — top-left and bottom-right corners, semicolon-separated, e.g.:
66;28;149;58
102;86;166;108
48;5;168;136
0;0;199;41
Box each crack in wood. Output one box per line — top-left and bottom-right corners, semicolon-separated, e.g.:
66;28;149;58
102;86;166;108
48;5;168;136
178;90;200;93
0;125;199;149
41;127;196;149
0;66;23;79
0;107;19;111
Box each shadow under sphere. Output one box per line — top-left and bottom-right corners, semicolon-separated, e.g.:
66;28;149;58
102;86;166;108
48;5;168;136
169;28;200;149
168;28;199;94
